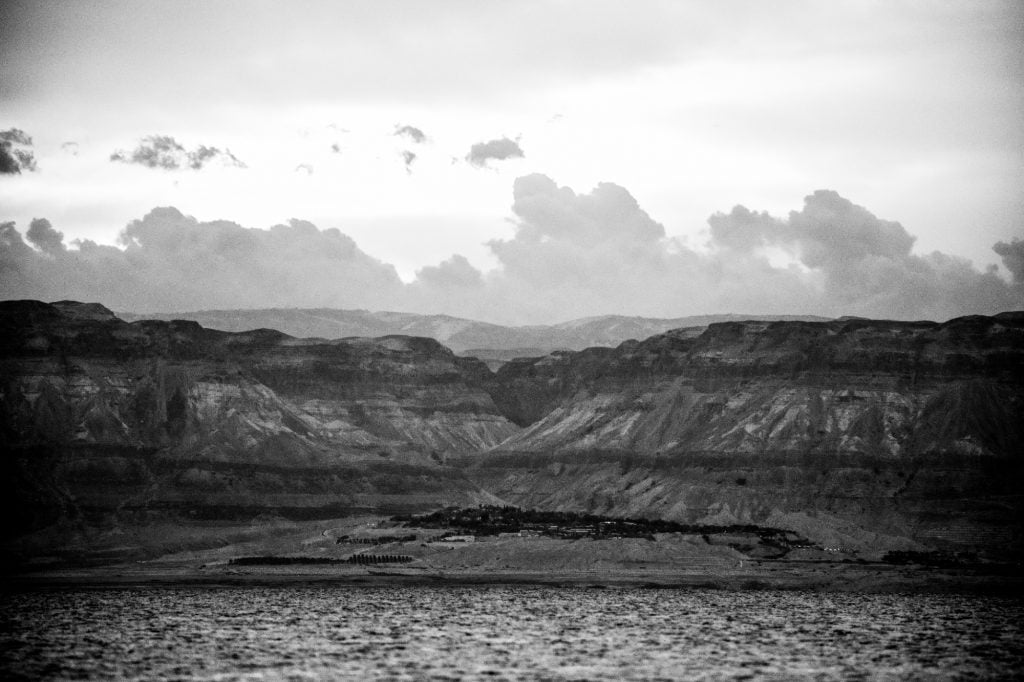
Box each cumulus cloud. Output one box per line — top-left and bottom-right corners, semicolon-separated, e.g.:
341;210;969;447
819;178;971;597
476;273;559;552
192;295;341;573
1;176;1020;323
394;125;426;144
26;218;65;255
61;141;79;156
110;135;246;171
466;137;524;167
415;254;483;289
0;208;403;311
418;176;1021;322
704;190;1020;319
993;239;1024;284
295;163;314;175
0;128;38;174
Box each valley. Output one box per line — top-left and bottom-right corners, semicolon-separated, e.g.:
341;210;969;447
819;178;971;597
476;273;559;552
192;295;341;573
2;300;1022;585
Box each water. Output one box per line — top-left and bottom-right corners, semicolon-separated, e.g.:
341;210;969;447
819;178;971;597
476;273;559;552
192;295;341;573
2;585;1022;680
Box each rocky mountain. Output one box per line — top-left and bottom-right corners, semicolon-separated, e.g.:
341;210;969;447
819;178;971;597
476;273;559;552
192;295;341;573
117;307;829;356
3;301;1022;566
0;300;517;545
472;314;1024;558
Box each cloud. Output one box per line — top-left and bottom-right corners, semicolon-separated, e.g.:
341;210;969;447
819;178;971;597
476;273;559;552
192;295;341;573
401;150;416;172
0;208;404;311
704;190;1021;319
1;176;1020;324
110;135;246;171
994;239;1024;284
187;144;245;170
415;254;483;289
456;176;1021;322
0;129;32;146
60;141;79;156
26;218;65;255
466;137;524;167
0;128;38;174
295;163;314;175
394;125;426;144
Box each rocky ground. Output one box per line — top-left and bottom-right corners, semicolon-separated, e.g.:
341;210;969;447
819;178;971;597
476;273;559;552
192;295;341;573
10;514;1022;595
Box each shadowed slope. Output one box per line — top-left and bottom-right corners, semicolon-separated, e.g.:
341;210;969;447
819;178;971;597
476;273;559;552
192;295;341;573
475;314;1024;558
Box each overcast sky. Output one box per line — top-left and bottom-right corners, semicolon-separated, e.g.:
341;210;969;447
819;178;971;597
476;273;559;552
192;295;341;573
1;1;1022;323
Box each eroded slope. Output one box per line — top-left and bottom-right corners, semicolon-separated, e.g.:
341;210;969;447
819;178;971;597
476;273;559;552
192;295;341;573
0;300;518;546
476;315;1024;558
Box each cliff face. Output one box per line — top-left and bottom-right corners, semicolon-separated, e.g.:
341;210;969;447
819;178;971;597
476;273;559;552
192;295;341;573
3;302;1023;564
474;315;1024;557
492;315;1024;455
0;301;517;536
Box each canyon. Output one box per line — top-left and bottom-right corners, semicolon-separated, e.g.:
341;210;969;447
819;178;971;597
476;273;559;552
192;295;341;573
2;300;1022;568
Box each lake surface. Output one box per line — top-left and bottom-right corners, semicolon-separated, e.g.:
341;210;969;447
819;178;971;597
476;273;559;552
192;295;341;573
2;584;1022;680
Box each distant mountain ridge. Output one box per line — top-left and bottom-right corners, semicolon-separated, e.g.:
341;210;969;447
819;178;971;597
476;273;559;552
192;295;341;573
118;308;831;355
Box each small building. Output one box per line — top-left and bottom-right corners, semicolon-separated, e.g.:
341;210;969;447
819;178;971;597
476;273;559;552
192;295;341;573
563;527;593;538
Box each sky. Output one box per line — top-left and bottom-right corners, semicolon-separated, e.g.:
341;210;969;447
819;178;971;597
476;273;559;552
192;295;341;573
1;0;1022;324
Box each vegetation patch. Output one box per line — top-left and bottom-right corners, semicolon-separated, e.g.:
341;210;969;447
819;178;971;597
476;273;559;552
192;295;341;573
394;505;808;548
229;554;413;565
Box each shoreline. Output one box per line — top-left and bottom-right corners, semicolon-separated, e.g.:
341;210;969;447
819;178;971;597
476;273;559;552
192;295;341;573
7;562;1024;595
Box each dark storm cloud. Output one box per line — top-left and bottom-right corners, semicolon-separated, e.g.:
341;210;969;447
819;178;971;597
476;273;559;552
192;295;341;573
394;125;426;144
0;128;38;174
465;137;524;167
2;176;1020;323
110;135;246;171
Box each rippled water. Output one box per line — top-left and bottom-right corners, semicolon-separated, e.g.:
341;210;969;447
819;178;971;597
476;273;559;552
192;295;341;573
2;584;1022;680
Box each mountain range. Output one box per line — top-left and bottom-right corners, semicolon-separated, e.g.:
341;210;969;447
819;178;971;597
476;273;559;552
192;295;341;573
2;300;1021;567
117;308;830;358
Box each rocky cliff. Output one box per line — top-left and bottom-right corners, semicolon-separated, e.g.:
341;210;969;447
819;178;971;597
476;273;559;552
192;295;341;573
3;302;1022;566
472;314;1024;558
0;300;517;541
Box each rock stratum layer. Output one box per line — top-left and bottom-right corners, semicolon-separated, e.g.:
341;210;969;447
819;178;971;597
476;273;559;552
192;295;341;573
2;301;1023;565
0;300;516;544
477;314;1024;558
